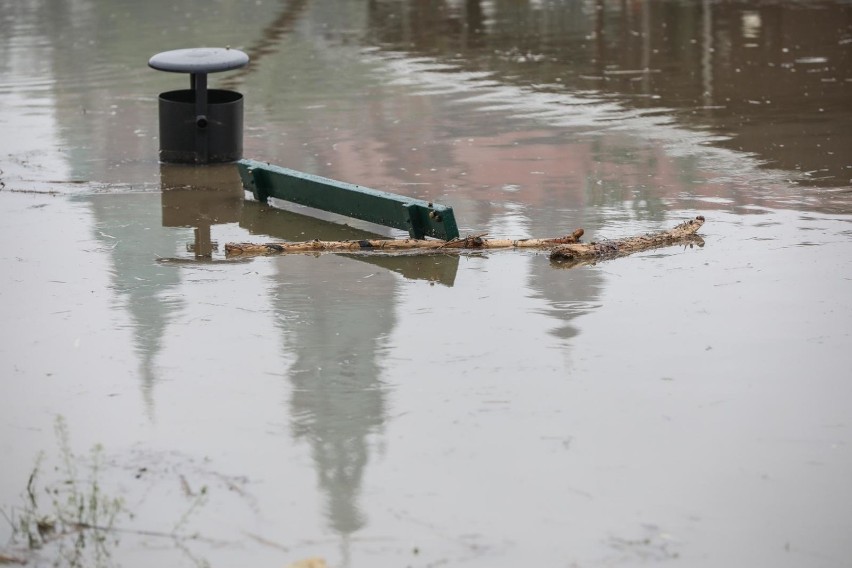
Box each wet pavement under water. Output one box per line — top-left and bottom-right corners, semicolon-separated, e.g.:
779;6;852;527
1;0;851;566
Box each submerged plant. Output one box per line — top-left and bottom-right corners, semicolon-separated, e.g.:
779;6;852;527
1;416;224;568
1;417;125;567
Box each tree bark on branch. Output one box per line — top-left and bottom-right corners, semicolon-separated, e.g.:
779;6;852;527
549;216;705;264
224;217;705;264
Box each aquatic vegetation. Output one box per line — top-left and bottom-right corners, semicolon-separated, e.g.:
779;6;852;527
0;417;214;568
2;417;124;567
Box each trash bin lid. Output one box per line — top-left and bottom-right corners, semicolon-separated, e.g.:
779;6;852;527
148;47;249;74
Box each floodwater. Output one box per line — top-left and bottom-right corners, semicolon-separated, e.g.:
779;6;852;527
1;0;851;566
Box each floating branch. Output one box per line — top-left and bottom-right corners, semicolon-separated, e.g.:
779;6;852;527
225;229;585;257
224;217;705;262
550;216;705;265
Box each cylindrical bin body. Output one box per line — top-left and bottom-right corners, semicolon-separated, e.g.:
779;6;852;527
158;88;243;164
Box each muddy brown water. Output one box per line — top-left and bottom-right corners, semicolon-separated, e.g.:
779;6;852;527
1;1;851;567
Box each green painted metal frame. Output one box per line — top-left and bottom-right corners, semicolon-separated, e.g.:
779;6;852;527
236;159;459;240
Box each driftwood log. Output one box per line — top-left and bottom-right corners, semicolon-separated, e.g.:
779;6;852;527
550;216;705;264
224;217;705;263
225;229;585;256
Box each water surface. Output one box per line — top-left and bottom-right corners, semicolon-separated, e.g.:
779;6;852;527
1;1;851;567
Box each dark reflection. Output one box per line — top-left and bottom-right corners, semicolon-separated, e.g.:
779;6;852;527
219;0;311;90
160;163;244;258
365;0;852;190
240;201;460;286
366;0;486;51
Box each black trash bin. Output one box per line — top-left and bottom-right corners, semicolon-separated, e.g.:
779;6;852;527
149;47;249;164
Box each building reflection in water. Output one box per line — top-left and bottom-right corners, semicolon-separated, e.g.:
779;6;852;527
74;165;244;416
78;190;181;417
268;248;398;558
240;198;458;554
365;0;852;190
